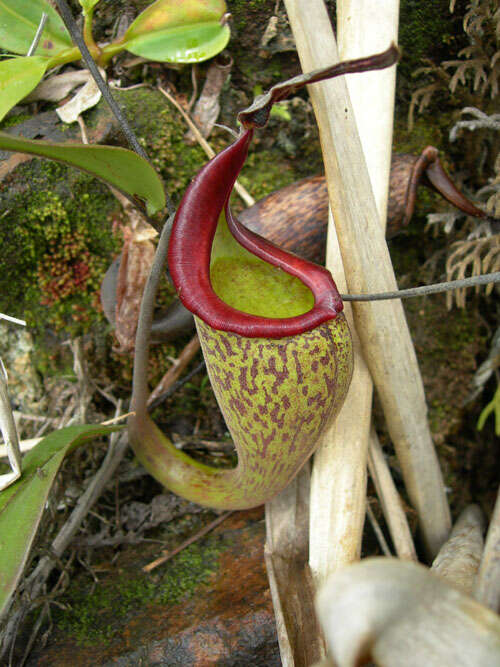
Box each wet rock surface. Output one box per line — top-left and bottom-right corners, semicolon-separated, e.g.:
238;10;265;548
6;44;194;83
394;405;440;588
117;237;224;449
28;508;281;666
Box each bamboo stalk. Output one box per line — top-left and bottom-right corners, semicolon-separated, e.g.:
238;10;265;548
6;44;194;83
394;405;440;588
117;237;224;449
474;486;500;612
285;0;451;558
431;504;485;595
309;217;372;583
308;0;399;585
368;428;417;561
265;465;324;666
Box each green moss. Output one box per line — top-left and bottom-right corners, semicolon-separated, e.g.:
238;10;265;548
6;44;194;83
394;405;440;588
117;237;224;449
100;88;208;206
238;149;295;201
0;160;120;335
56;537;223;646
398;0;465;85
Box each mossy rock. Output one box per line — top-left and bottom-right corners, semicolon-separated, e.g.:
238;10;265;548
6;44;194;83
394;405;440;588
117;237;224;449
0;88;210;335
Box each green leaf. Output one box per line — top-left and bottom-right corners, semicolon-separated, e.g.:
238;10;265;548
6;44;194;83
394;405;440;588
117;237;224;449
0;424;120;618
124;0;227;39
121;0;230;63
79;0;101;14
0;56;49;121
0;0;72;56
125;21;230;63
477;383;500;435
0;132;166;215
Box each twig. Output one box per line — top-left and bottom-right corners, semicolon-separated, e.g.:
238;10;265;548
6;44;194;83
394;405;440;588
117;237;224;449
100;411;135;426
157;85;255;208
0;416;128;658
474;486;500;612
147;335;201;407
368;428;417;561
0;314;26;326
53;1;146;160
366;501;392;557
53;0;175;218
142;511;233;572
342;271;500;301
27;12;48;57
147;361;206;412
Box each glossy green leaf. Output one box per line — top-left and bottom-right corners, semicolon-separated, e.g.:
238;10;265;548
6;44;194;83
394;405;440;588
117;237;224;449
121;0;230;63
124;0;227;40
79;0;101;14
0;0;72;56
0;56;49;121
0;424;120;618
125;21;230;63
0;132;166;215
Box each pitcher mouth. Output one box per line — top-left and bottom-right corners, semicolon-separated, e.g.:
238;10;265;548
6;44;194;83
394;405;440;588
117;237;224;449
167;45;400;339
167;129;343;340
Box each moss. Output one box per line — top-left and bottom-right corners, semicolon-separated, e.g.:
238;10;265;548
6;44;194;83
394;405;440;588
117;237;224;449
0;159;120;334
93;88;209;206
238;149;295;202
404;298;485;441
56;537;223;646
397;0;466;94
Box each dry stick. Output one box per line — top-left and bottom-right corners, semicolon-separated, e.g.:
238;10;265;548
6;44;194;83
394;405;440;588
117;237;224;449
474;486;500;612
309;214;372;584
431;504;485;596
286;0;451;559
147;360;206;412
157;85;256;208
307;0;399;589
366;501;392;557
53;0;175;218
143;511;233;573
265;466;325;665
26;12;48;57
368;428;417;561
0;422;128;658
147;334;201;407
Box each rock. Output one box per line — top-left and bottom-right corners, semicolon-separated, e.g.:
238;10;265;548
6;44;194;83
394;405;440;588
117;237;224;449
28;508;280;666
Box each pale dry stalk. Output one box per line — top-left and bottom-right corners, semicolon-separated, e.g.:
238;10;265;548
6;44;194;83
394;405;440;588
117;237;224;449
286;0;451;558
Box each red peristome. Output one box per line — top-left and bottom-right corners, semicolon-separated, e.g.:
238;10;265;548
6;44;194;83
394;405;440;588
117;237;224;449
168;129;343;339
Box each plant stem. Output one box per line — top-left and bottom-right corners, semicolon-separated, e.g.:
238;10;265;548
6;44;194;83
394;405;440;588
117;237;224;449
286;0;451;559
83;8;101;63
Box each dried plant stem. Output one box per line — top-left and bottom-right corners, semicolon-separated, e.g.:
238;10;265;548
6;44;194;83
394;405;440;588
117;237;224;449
157;85;255;208
368;428;417;561
307;0;399;587
286;0;451;558
0;359;21;491
309;220;372;584
475;487;500;612
366;501;392;557
143;511;232;573
265;466;325;666
147;335;200;407
26;12;48;57
317;558;500;667
431;504;485;595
